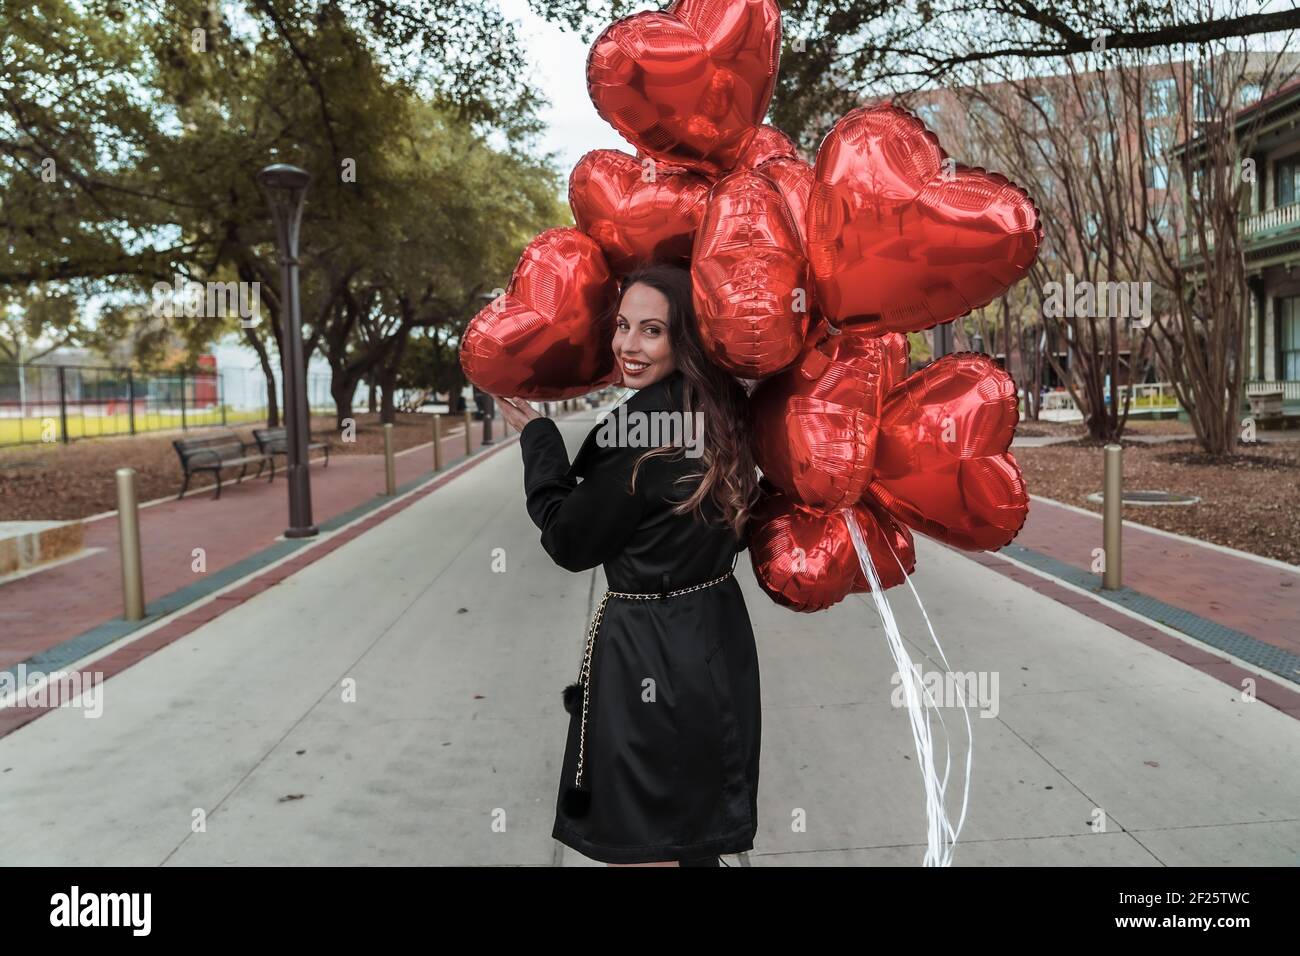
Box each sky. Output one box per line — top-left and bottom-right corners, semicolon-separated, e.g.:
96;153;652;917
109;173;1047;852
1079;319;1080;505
497;0;629;177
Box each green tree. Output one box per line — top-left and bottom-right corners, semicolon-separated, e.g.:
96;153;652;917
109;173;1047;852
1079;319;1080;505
1;0;550;421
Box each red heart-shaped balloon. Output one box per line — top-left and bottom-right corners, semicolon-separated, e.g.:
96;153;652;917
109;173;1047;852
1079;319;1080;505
587;0;782;177
692;169;811;378
569;149;710;275
757;155;814;252
738;124;798;169
738;124;813;251
868;353;1029;550
748;480;915;613
749;325;895;514
635;149;701;179
806;104;1041;333
460;228;620;400
875;331;911;395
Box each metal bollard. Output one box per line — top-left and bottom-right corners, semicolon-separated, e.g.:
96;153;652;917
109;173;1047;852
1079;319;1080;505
1102;443;1122;590
464;410;473;455
115;468;145;621
383;422;396;495
482;401;495;446
432;413;443;471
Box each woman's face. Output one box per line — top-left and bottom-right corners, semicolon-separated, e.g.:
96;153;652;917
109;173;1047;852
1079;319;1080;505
613;282;676;389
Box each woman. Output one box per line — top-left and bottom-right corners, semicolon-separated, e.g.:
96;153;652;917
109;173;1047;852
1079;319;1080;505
491;265;762;867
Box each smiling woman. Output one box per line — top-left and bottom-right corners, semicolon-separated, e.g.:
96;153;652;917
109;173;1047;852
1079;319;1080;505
613;282;677;387
497;264;764;867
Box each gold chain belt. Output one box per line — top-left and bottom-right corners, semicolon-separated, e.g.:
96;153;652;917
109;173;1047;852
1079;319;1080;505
567;568;736;809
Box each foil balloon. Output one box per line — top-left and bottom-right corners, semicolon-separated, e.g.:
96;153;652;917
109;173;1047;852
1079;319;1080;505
738;124;798;169
877;331;911;393
748;480;916;613
749;323;895;513
735;124;812;248
587;0;782;177
692;169;811;378
569;149;710;274
806;104;1042;334
635;149;699;179
868;353;1029;550
460;228;621;400
758;155;814;251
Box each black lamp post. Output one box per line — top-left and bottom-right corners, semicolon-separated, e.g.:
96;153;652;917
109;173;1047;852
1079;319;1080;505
257;163;317;538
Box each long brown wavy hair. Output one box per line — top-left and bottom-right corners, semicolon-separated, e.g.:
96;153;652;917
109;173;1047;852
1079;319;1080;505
615;265;760;539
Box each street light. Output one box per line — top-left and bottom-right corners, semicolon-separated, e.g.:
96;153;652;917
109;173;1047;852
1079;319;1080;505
256;163;317;538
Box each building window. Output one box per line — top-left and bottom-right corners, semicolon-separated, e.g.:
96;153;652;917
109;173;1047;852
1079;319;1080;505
1276;157;1299;207
1238;82;1262;107
1282;297;1300;380
1145;124;1170;189
1193;78;1217;120
1030;92;1056;125
1146;77;1177;117
914;102;941;129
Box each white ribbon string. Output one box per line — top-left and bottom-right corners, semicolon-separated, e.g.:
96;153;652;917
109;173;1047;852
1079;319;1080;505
841;508;974;867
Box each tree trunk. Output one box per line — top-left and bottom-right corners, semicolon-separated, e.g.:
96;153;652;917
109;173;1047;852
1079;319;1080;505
1001;296;1016;410
1030;326;1043;421
242;324;280;427
331;370;362;429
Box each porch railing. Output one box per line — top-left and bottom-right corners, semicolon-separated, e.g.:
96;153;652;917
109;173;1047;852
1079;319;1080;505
1246;379;1300;400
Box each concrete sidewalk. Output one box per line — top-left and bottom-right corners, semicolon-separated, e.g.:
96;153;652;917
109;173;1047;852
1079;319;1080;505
1;407;1297;866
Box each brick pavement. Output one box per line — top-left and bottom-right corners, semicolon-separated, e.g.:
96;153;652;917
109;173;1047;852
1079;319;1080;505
1008;496;1297;653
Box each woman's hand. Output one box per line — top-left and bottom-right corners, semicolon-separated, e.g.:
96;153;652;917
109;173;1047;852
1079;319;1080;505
493;394;543;432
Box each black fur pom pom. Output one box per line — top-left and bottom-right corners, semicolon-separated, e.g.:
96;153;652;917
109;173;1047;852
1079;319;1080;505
562;783;591;818
562;681;583;716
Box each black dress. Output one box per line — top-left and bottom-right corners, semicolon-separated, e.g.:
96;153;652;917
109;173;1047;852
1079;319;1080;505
518;369;761;864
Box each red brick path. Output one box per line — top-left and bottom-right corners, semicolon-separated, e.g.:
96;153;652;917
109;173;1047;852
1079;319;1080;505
1011;497;1298;654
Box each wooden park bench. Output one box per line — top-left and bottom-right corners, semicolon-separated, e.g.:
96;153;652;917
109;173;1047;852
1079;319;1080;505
252;426;331;469
172;430;274;500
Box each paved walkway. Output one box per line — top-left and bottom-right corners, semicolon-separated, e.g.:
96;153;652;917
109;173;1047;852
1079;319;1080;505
0;415;510;671
0;406;1297;865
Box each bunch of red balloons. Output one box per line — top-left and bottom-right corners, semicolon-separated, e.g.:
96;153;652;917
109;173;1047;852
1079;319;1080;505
460;0;1040;612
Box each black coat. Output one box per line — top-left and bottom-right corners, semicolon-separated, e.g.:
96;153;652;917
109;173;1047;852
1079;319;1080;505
519;369;761;864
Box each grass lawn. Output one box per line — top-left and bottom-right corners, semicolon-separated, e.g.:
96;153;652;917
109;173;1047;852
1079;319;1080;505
1;408;292;446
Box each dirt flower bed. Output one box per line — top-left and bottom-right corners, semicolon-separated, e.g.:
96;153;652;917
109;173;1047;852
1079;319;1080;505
1013;436;1300;565
0;412;461;522
1015;417;1191;439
